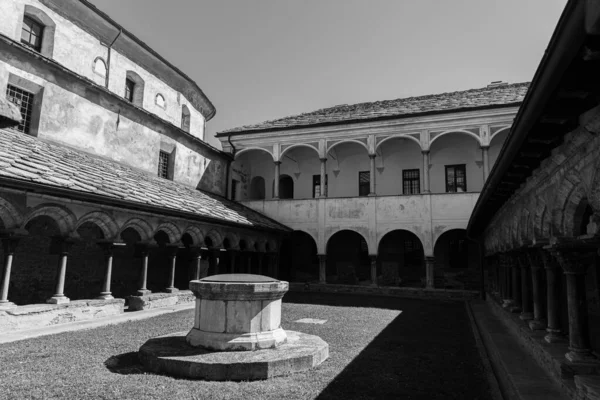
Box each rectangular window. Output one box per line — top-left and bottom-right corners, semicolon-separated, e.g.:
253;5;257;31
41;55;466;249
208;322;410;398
358;171;370;196
402;169;420;194
158;151;170;179
231;179;239;201
312;174;328;198
21;16;43;52
445;164;467;193
124;78;135;102
6;84;34;134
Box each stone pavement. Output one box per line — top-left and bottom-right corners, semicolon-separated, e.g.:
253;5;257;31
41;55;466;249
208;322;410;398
469;300;568;400
0;302;195;345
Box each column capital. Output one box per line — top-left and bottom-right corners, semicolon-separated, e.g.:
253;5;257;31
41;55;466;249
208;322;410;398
421;149;430;155
274;161;282;166
319;157;328;162
1;229;27;253
97;240;126;254
546;244;597;275
480;145;490;150
50;236;76;255
368;153;376;159
369;254;377;262
317;254;326;262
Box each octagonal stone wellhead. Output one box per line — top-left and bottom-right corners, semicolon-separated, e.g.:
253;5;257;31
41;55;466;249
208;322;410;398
186;274;289;351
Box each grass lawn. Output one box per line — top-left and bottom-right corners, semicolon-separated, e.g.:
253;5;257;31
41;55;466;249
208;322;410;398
0;293;492;400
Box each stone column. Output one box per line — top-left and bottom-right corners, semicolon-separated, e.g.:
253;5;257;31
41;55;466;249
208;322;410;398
548;242;599;363
258;253;264;275
200;249;211;278
97;241;125;300
320;157;327;197
425;256;435;289
527;249;547;330
0;232;24;309
210;249;221;275
273;161;281;199
518;253;533;320
422;150;430;193
369;255;377;286
136;244;151;295
540;249;565;343
165;245;179;293
369;154;376;196
189;247;202;281
481;146;490;181
47;237;75;304
318;254;326;284
509;255;522;313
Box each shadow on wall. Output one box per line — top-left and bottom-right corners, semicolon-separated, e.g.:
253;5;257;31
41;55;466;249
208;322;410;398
196;159;226;197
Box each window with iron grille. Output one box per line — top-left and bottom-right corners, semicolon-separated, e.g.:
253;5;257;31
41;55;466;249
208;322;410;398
21;16;43;52
124;78;135;102
358;171;370;196
312;174;328;198
6;84;34;134
158;151;170;179
445;164;467;193
402;169;420;194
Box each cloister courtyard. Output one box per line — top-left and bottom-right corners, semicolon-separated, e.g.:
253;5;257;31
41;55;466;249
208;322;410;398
0;293;493;400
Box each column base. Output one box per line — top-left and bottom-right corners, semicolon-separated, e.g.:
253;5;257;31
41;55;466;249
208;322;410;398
47;296;70;304
528;319;547;331
565;349;600;364
519;312;534;321
165;287;179;294
0;301;17;310
136;289;152;296
97;293;114;300
544;329;566;344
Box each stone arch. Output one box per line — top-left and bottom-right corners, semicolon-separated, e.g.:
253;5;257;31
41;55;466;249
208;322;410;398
325;228;373;254
204;229;223;248
92;57;107;78
280;143;319;159
561;186;590;237
551;171;587;236
222;231;240;250
22;4;56;58
433;228;477;272
429;129;482;148
234;147;274;161
120;217;153;242
22;204;76;236
375;134;423;151
326;229;370;284
267;239;278;253
181;225;205;246
432;224;468;249
326;139;369;154
489;126;511;145
0;196;22;229
75;211;119;240
153;222;182;244
377;229;425;287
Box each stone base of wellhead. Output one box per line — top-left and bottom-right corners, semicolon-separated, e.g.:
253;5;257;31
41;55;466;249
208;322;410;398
139;330;328;381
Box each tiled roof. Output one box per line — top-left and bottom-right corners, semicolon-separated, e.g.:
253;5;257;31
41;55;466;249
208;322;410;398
0;129;288;231
218;82;529;135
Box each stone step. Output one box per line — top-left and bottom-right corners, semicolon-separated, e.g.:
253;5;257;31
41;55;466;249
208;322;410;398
469;301;569;400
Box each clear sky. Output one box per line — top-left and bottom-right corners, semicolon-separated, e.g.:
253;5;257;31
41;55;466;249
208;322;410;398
91;0;568;149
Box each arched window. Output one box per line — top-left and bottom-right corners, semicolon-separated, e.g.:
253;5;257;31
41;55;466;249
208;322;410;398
181;105;191;132
155;93;166;109
124;71;145;107
21;6;56;58
92;57;107;77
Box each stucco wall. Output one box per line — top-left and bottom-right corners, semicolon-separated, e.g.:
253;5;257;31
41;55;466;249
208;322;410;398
242;192;479;257
0;0;205;140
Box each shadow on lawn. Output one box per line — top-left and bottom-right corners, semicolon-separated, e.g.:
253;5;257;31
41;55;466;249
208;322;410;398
105;352;145;375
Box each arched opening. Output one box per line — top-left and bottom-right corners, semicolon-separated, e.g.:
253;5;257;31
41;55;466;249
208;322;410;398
429;132;482;193
249;176;266;200
326;230;369;284
181;105;191;132
327;141;370;197
147;230;170;293
279;146;322;199
434;229;480;290
279;231;318;282
10;215;61;304
124;70;145;107
376;137;422;195
377;230;424;287
573;198;594;236
489;128;509;169
231;149;274;201
277;174;294;199
65;221;106;300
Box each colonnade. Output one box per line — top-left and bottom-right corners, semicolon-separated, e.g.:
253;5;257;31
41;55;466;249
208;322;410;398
269;147;492;198
0;231;280;309
487;239;599;363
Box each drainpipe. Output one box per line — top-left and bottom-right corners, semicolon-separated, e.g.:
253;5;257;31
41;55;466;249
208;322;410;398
105;29;123;89
226;134;237;200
